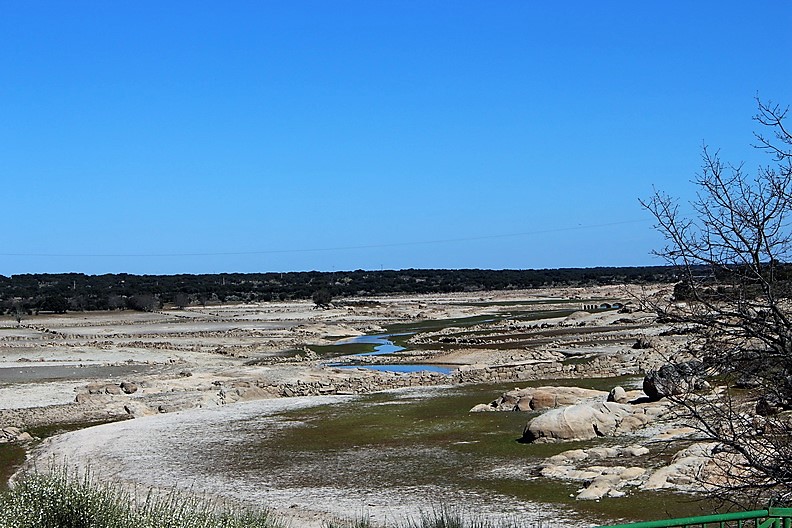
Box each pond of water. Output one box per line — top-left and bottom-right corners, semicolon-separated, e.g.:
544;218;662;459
328;334;454;374
338;334;408;356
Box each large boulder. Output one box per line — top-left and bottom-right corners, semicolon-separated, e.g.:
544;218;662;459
524;402;640;442
75;393;110;404
470;386;606;413
607;386;629;403
522;400;668;442
642;360;709;401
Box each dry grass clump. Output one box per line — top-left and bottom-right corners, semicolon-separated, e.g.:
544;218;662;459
0;467;284;528
322;507;544;528
0;468;550;528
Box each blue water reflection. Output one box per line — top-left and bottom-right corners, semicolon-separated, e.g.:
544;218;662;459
336;364;452;374
331;334;454;374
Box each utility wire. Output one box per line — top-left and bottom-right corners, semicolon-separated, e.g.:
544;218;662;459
0;219;650;258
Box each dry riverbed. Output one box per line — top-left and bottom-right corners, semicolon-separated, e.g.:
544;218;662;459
0;285;703;526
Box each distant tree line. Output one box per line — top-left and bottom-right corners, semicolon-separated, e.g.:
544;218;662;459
0;266;677;315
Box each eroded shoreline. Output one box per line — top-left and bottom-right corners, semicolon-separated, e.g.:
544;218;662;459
1;285;695;526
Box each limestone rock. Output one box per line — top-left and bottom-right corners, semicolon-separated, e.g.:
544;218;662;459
223;386;275;404
470;386;606;413
577;474;622;500
644;443;716;490
539;443;653;500
651;427;696;442
523;401;667;442
607;386;629;403
1;426;21;439
523;402;634;442
620;466;646;481
546;448;589;465
86;383;106;394
544;444;649;469
623;445;650;457
542;465;602;481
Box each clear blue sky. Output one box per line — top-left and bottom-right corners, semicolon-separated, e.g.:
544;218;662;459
2;1;790;275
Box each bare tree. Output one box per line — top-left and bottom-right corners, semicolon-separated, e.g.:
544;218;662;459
641;98;792;506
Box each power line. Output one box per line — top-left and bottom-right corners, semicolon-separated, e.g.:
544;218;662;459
1;219;650;258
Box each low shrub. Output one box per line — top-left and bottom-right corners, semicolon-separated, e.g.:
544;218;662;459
0;467;283;528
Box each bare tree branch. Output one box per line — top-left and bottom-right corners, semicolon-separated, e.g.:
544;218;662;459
642;98;792;507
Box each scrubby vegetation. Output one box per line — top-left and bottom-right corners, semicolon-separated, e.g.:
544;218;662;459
0;468;284;528
325;509;535;528
0;266;675;315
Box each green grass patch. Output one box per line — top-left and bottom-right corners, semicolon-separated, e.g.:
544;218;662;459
0;443;25;492
1;417;130;491
235;379;708;524
386;315;501;335
26;417;130;441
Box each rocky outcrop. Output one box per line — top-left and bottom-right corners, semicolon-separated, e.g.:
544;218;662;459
642;360;709;400
540;444;650;500
522;400;669;442
642;442;748;492
469;386;606;413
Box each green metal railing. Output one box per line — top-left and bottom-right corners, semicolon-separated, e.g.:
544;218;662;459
598;508;792;528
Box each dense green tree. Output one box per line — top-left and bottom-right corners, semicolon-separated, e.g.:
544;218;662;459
312;289;333;308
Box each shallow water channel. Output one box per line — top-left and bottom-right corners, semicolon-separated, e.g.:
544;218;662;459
327;334;454;374
321;308;569;374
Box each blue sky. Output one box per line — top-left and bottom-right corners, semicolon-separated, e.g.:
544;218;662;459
1;1;790;275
